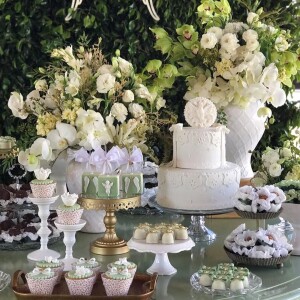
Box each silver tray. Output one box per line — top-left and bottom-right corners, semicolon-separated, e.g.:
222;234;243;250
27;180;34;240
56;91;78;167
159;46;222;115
190;271;262;296
0;271;10;291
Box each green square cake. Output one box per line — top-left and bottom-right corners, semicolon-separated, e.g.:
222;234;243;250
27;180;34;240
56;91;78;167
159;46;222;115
82;173;120;198
121;173;143;197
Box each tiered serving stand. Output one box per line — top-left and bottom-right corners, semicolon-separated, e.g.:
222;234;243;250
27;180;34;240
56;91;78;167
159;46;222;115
27;195;60;261
78;194;140;255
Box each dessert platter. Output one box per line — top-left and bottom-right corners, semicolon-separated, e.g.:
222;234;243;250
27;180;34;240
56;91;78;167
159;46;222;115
128;222;195;275
190;263;262;296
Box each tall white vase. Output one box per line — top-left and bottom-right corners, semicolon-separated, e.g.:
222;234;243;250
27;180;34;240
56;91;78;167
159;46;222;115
66;160;105;233
225;101;266;179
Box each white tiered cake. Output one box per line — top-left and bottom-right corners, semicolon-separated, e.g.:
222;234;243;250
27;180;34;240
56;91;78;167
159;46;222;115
157;97;241;211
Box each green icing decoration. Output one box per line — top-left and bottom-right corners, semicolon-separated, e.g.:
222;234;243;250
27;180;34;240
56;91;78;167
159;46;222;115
31;179;54;185
36;260;62;268
105;271;131;280
67;269;93;279
58;203;81;212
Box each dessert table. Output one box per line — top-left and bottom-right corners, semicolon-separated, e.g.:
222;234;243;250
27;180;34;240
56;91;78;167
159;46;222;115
1;212;300;299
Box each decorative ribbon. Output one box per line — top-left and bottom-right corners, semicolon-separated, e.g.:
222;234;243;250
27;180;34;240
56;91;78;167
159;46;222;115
119;146;143;173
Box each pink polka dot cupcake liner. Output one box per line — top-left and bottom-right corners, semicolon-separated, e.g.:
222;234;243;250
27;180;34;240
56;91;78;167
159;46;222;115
30;183;56;198
65;274;95;296
51;265;64;284
26;274;57;295
101;273;133;296
57;208;83;225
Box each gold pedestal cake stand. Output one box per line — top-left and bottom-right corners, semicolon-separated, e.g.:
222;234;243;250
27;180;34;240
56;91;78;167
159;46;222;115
78;195;140;255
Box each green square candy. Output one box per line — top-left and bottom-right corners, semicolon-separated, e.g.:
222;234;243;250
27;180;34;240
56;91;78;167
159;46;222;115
121;173;144;196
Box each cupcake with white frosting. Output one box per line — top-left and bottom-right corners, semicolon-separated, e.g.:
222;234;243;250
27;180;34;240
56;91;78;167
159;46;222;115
72;257;101;279
26;267;57;295
65;266;95;296
56;192;83;225
101;266;133;296
30;168;56;198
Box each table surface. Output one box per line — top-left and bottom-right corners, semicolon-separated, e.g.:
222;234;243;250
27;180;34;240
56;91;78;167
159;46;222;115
1;212;300;300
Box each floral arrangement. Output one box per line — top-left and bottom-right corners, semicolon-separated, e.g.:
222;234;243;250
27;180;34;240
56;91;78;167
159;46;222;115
234;185;286;213
224;224;293;258
7;39;170;171
252;141;300;186
275;180;300;204
151;0;300;116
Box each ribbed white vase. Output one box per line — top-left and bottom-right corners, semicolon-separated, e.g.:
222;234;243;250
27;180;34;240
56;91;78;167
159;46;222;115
66;160;105;233
225;101;266;179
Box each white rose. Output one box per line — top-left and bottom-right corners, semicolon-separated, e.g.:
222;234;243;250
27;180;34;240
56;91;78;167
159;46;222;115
242;29;258;42
35;79;48;91
8;92;28;119
110;103;128;123
200;32;218;49
245;39;259;51
220;33;239;52
207;27;223;40
262;149;279;166
247;12;259;24
117;57;133;77
96;73;116;93
129;103;145;119
156;97;166;110
268;163;282;177
122;90;135;103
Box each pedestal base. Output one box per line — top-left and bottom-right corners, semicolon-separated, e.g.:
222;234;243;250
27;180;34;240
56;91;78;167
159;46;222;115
27;249;60;262
147;253;176;276
91;238;129;256
188;216;216;242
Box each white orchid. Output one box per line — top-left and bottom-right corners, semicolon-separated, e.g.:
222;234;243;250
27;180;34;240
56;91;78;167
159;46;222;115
47;122;77;150
8;92;28;119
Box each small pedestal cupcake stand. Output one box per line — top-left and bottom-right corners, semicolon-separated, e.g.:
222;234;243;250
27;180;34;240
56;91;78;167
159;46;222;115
27;195;60;261
78;195;140;255
54;219;86;271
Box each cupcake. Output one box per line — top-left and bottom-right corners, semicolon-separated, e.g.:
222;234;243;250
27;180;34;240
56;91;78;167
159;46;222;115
26;267;57;295
65;266;95;296
72;257;101;279
30;168;56;198
101;266;133;296
36;256;64;284
107;257;137;277
56;192;83;225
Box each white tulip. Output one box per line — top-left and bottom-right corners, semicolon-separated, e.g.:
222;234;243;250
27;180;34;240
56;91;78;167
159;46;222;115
96;73;116;93
8;92;28;119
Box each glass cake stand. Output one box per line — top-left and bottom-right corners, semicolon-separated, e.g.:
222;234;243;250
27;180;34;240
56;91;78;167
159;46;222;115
150;198;233;242
78;194;140;255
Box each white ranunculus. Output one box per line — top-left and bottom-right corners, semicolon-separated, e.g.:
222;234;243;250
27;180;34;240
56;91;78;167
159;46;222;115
35;79;48;91
47;122;78;150
200;32;218;49
122;90;135;103
117;57;133;77
8;92;28;119
97;64;114;75
207;27;223;40
268;163;283;177
110;103;128;123
247;12;259;24
156;97;166;110
220;33;239;52
129;103;145;119
242;29;258;42
96;73;116;93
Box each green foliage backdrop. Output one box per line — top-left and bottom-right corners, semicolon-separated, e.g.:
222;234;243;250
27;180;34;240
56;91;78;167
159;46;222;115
0;0;299;168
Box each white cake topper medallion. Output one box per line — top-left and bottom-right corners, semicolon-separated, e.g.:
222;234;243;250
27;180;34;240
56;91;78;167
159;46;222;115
184;97;217;128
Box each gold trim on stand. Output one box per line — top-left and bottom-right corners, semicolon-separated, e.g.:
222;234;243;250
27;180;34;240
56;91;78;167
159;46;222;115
78;195;140;255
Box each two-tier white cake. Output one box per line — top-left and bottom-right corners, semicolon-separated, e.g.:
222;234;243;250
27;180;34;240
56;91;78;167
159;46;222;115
157;97;241;211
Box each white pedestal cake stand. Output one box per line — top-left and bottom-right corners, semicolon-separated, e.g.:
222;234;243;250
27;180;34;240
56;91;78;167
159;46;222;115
54;219;86;271
151;199;233;242
127;238;195;276
27;195;60;261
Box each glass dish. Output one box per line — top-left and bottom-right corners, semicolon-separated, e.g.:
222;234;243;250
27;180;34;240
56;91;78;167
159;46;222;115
0;271;11;292
190;271;262;296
